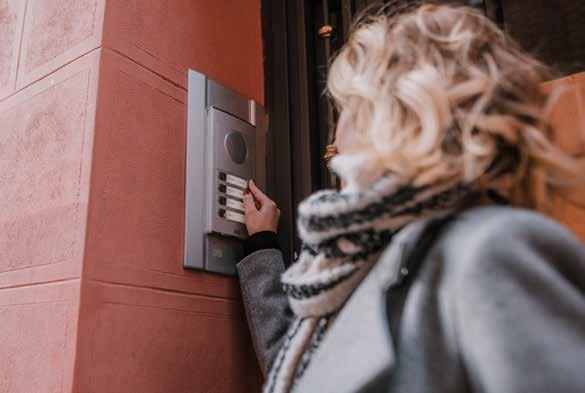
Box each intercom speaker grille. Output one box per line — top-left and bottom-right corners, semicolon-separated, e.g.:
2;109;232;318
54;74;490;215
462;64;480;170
224;130;248;164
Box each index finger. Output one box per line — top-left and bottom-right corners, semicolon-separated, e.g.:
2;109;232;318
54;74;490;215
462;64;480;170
248;180;271;204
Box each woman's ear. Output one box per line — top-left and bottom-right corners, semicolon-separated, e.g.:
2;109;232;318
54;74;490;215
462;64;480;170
330;152;384;192
334;109;365;155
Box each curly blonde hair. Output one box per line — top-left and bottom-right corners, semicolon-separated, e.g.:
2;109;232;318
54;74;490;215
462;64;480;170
328;3;583;209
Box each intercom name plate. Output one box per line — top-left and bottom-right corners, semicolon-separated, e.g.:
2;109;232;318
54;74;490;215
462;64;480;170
220;184;244;200
225;173;248;188
223;197;244;212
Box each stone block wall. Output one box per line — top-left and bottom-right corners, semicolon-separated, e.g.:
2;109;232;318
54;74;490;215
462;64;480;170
0;1;263;392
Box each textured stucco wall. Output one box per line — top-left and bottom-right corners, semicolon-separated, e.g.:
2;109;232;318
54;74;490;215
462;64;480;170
0;0;263;392
0;5;100;388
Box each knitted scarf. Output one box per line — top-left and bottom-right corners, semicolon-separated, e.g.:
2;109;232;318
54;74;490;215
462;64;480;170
262;153;484;393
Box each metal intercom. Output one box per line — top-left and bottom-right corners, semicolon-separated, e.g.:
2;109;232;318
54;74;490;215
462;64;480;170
184;70;265;275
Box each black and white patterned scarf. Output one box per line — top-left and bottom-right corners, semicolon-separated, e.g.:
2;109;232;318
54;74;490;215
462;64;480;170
262;153;485;393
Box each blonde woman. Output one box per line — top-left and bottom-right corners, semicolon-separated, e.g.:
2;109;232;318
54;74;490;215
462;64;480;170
238;4;585;393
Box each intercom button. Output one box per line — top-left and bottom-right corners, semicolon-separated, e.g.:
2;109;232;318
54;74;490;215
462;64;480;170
218;172;227;181
218;184;244;200
225;198;245;212
225;185;244;199
223;210;246;224
226;173;248;189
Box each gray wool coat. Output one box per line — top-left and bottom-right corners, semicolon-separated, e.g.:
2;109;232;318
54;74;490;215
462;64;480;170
236;207;585;393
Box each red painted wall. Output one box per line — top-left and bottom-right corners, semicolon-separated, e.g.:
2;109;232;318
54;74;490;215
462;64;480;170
0;1;263;392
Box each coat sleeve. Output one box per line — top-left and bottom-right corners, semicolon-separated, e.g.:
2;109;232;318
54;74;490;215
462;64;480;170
449;211;585;393
237;248;294;375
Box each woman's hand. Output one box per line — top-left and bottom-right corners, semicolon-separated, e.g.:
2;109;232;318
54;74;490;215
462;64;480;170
243;180;280;236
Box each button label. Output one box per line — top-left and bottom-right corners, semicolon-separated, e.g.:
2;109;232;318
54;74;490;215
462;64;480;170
226;173;248;189
226;198;245;212
224;210;245;224
224;185;244;199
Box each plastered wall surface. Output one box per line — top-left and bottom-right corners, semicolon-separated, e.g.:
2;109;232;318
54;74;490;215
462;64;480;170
0;0;25;99
0;0;263;392
0;37;99;393
0;50;99;290
74;281;260;392
102;0;264;103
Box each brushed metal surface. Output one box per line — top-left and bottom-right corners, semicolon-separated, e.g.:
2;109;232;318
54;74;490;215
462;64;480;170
207;79;251;123
184;69;265;275
184;69;207;270
205;107;255;239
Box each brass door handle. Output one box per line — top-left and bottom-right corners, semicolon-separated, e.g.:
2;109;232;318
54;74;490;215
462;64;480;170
318;24;334;39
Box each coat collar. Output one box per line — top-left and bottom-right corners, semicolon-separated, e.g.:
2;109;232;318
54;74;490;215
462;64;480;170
293;217;437;392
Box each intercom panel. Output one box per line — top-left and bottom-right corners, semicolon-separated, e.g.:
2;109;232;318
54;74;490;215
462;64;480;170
205;108;255;239
184;69;264;276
